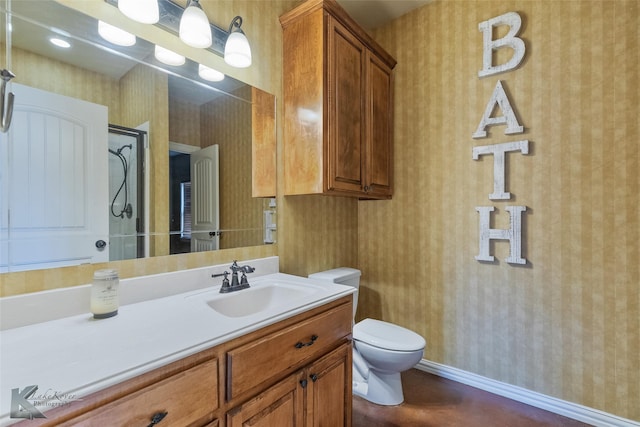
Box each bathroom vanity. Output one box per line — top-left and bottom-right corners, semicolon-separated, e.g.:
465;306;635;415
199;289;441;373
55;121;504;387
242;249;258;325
0;262;354;426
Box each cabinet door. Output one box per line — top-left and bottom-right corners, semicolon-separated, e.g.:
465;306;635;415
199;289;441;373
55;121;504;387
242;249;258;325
365;52;394;198
327;16;366;194
57;357;218;427
227;373;305;427
305;343;352;427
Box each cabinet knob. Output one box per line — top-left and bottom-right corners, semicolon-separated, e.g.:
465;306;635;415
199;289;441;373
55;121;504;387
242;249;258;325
363;185;371;192
310;373;318;382
147;411;168;426
299;379;308;388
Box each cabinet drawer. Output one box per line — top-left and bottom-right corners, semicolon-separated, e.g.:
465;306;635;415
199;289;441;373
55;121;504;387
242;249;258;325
62;357;219;426
227;302;352;400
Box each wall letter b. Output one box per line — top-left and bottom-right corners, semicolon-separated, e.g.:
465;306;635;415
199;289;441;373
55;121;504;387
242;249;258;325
478;12;526;78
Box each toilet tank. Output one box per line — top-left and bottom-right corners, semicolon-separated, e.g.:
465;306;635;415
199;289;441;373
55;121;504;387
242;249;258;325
309;267;361;287
309;268;361;319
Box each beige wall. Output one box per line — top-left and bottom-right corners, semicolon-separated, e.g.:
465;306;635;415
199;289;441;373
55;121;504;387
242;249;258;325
358;0;639;420
6;45;122;123
119;64;170;255
201;86;260;249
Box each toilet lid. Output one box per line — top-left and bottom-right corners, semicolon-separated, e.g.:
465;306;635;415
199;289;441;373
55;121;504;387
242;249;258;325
353;318;426;351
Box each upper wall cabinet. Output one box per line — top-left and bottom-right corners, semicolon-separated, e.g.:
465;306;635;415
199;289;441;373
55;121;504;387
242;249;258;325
280;0;396;199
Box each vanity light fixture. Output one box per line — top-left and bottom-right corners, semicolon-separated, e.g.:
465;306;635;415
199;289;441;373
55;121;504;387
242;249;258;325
106;0;252;68
98;20;136;46
50;37;71;48
224;16;251;68
154;45;185;66
179;0;212;49
198;64;225;82
118;0;159;24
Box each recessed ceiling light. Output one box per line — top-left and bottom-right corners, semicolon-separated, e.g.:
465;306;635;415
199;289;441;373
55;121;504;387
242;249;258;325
50;37;71;48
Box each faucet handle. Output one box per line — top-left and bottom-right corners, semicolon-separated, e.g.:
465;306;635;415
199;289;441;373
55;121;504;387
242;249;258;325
212;271;229;279
213;271;231;292
238;265;254;288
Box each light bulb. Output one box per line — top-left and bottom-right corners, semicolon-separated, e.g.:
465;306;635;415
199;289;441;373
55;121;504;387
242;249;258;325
179;0;212;48
198;64;224;82
154;46;185;66
118;0;159;24
224;31;251;68
98;21;136;47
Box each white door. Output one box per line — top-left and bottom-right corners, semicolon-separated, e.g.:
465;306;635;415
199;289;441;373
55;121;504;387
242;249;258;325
0;83;109;271
190;144;219;252
0;117;8;272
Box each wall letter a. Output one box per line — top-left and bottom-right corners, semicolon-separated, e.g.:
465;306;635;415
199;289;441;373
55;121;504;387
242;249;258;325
472;80;523;139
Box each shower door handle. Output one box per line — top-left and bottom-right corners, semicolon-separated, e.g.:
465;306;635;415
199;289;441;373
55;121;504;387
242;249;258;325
95;240;107;250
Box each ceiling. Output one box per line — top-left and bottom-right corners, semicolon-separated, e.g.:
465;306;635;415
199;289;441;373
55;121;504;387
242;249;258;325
336;0;432;30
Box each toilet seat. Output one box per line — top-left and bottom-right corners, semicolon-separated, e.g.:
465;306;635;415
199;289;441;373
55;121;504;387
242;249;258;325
354;318;426;352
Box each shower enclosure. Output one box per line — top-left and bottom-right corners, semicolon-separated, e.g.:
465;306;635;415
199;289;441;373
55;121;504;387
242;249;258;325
108;124;146;261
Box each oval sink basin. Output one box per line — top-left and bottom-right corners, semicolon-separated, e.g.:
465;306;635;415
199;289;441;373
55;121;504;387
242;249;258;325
204;282;317;318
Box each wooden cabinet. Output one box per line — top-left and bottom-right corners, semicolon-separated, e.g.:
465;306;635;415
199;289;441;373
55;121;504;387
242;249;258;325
226;370;305;427
281;0;396;199
58;357;219;426
227;343;351;427
15;349;220;427
17;296;353;427
251;87;276;198
226;302;352;400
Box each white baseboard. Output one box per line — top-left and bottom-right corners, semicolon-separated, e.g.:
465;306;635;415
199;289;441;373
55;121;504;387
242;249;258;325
416;360;640;427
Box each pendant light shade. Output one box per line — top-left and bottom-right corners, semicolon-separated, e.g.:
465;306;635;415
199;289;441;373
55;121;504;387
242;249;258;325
154;45;185;66
224;16;251;68
98;21;136;46
118;0;159;24
179;0;212;48
198;64;225;82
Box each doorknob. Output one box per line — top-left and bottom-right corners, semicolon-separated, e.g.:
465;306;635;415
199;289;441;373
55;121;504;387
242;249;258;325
95;240;107;250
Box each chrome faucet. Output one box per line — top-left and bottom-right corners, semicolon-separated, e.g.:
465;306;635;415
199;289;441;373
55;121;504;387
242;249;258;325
212;261;255;293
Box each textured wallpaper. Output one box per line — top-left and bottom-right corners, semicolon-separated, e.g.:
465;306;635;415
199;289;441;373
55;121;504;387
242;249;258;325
358;0;639;420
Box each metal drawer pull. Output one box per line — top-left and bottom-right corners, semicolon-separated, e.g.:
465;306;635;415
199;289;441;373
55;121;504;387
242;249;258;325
148;411;168;426
294;335;318;348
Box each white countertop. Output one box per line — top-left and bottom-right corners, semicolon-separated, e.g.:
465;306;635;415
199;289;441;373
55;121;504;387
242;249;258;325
0;269;354;425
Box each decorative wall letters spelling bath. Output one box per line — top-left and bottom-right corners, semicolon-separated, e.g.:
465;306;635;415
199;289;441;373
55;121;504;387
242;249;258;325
473;12;529;265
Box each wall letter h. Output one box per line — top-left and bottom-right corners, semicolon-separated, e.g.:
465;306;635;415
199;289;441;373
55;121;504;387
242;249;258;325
475;206;527;264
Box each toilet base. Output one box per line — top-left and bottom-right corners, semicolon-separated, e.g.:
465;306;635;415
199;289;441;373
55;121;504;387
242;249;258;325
353;370;404;406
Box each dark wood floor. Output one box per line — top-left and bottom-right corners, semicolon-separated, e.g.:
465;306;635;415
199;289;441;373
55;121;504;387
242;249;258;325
353;369;593;427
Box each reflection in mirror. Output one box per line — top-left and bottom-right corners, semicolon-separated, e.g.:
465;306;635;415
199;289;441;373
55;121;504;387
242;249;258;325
0;0;276;273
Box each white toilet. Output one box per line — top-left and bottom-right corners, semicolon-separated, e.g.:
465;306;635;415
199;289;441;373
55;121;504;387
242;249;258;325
309;268;426;406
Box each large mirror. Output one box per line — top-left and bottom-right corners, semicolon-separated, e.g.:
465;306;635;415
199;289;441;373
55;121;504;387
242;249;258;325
0;0;276;273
